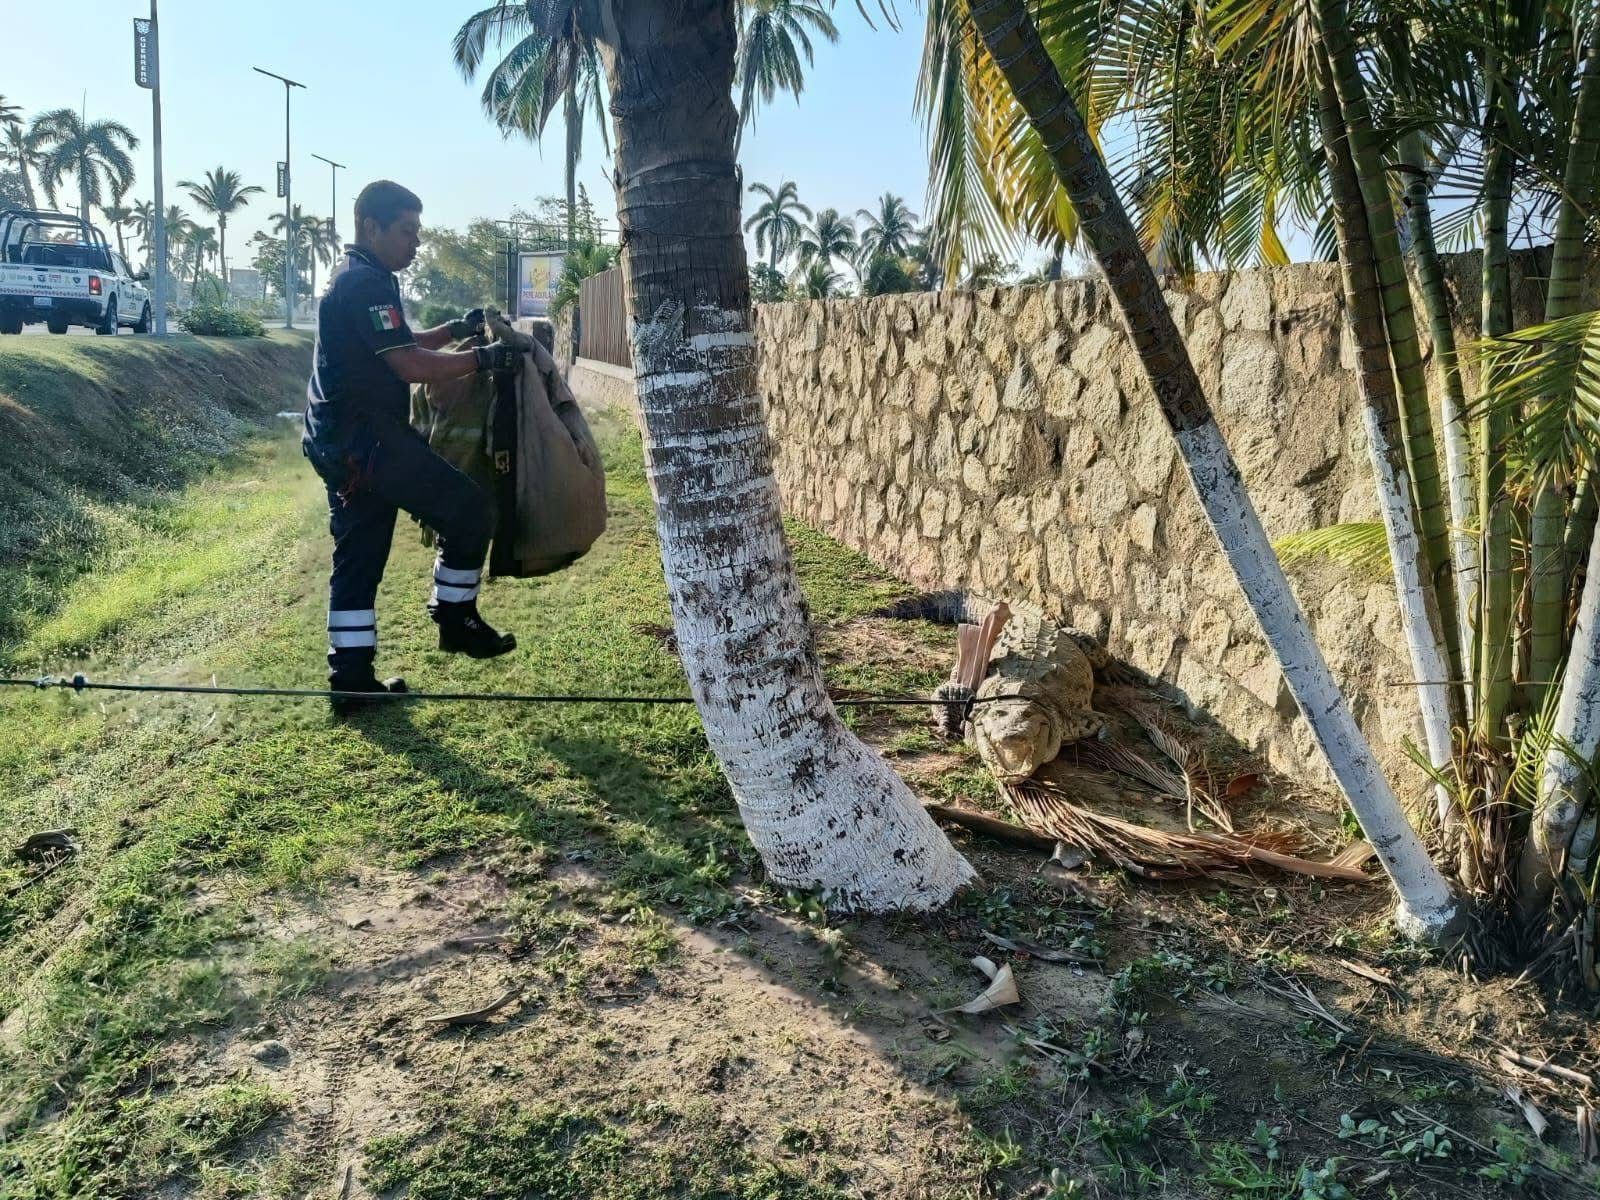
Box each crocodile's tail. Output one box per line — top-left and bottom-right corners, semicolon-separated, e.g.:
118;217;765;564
869;590;980;625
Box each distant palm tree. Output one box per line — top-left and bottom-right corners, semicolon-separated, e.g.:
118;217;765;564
129;200;156;266
179;167;264;285
29;108;138;222
453;2;610;247
0;96;21;133
188;226;218;287
102;201;133;260
795;207;856;275
162;204;195;284
744;179;811;269
734;0;838;150
856;193;918;266
794;260;843;299
905;227;943;291
0;124;41;210
301;217;339;300
270;206;339;304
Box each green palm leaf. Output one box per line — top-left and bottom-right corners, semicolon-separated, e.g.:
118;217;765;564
1272;521;1393;577
1470;308;1600;488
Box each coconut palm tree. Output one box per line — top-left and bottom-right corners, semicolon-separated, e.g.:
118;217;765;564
855;193;919;266
735;0;839;149
179;167;264;285
102;201;134;261
28;108;137;223
128;200;156;268
187;226;218;287
301;217;339;301
956;0;1465;938
795;208;857;274
162;204;195;289
452;1;610;248
582;0;977;909
795;260;843;298
270;205;312;306
744;179;811;269
0;124;41;210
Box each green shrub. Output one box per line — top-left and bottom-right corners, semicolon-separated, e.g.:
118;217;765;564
178;305;266;338
417;302;459;329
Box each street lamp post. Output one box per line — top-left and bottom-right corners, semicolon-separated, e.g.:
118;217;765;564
311;154;345;251
253;67;304;330
133;1;168;336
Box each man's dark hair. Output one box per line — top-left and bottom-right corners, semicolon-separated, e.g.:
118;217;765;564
354;180;422;233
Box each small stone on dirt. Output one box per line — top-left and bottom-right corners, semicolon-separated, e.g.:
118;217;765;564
250;1039;290;1067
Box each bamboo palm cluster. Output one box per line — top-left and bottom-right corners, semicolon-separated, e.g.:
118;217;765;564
939;0;1600;953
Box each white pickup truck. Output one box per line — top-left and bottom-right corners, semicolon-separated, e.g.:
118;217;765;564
0;209;152;336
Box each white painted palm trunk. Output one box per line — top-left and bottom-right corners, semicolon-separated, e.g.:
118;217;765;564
1525;515;1600;903
632;304;976;911
1361;410;1457;825
1439;390;1479;713
1176;419;1464;942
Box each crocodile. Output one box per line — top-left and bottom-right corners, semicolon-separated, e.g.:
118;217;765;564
885;593;1110;783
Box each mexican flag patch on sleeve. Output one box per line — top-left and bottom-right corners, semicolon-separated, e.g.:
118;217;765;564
368;304;403;332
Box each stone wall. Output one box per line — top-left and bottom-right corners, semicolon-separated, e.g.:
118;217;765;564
754;255;1551;798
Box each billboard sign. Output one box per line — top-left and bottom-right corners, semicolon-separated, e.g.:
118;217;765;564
516;251;564;318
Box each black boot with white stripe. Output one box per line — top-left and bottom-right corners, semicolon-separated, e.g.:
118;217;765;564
429;558;516;659
327;608;406;715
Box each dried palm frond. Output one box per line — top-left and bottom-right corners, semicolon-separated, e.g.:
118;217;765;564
1094;693;1236;833
1075;740;1182;796
1005;782;1369;884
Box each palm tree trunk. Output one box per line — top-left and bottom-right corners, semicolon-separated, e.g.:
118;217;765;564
1315;0;1463;704
1567;468;1597;571
16;150;37;210
1519;14;1600;910
1396;137;1478;712
1315;55;1456;827
593;0;975;911
565;75;580;248
219;217;228;301
967;0;1462;940
1479;93;1516;750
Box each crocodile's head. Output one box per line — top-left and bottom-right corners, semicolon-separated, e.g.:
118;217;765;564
974;702;1059;783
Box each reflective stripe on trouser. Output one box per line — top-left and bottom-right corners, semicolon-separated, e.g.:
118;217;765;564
308;421;493;671
328;608;377;656
432;558;480;605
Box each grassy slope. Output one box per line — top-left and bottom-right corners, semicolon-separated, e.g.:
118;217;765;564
0;330;312;655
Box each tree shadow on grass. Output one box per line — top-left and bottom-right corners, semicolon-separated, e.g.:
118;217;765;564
331;695;1599;1197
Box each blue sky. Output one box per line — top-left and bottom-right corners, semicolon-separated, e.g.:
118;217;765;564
3;1;1019;271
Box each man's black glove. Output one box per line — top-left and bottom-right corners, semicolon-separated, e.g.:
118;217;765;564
474;342;520;374
447;308;486;340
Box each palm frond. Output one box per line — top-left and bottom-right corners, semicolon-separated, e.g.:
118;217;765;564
1272;521;1393;577
1469;308;1600;487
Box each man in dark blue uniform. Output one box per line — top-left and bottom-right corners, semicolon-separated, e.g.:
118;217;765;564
304;180;518;709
